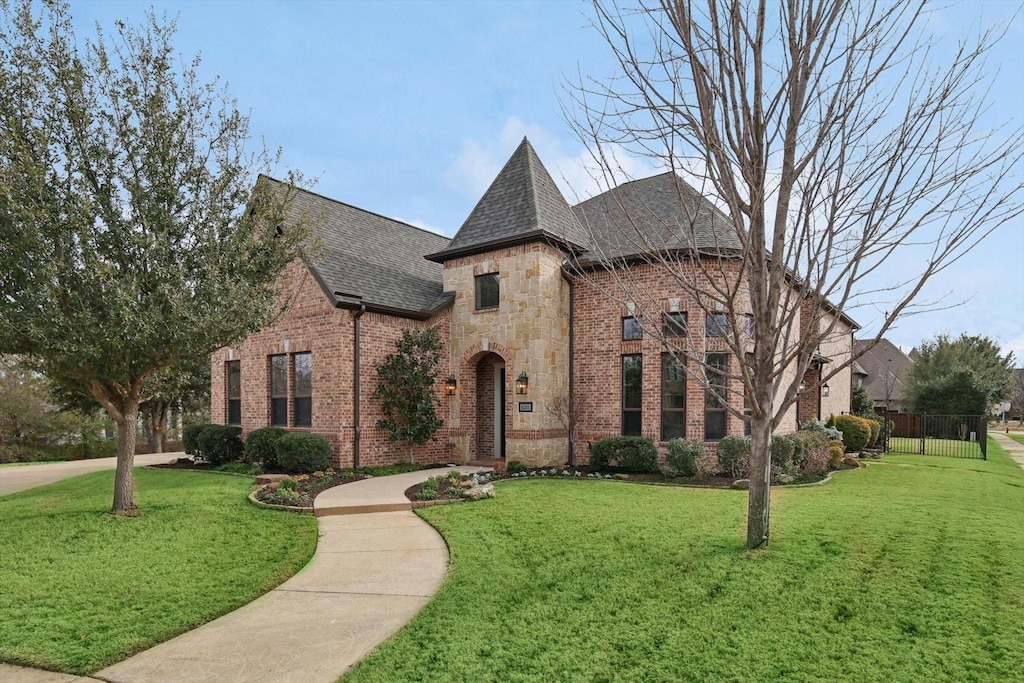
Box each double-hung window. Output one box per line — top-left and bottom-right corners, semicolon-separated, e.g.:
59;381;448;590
661;354;686;441
621;354;642;436
269;355;288;427
226;361;241;426
705;353;729;440
292;352;312;428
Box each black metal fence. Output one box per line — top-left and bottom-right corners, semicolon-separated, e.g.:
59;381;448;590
883;413;987;459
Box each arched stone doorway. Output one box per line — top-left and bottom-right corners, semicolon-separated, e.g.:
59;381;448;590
474;352;506;460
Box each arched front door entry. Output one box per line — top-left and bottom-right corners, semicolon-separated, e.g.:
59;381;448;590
475;352;506;460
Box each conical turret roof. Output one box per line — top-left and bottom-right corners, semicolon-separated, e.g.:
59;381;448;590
426;137;589;262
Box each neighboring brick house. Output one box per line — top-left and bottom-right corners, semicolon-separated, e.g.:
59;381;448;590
211;138;856;468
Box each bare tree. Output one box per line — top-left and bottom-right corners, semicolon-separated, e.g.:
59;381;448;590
566;0;1024;548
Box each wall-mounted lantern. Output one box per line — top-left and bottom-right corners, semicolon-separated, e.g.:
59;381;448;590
797;381;806;395
516;371;529;395
821;383;830;398
444;375;458;396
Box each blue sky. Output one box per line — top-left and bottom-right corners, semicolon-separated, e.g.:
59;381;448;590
69;0;1024;359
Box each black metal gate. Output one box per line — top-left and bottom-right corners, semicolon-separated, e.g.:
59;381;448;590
883;413;987;459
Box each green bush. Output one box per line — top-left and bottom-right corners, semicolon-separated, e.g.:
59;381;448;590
506;460;528;474
275;432;332;474
771;435;797;467
828;439;846;455
360;462;423;477
716;435;751;478
864;418;881;448
182;423;216;457
417;476;440;501
195;425;243;466
828;445;845;469
588;436;658;473
834;414;871;453
666;438;704;477
245;427;288;470
0;444;49;464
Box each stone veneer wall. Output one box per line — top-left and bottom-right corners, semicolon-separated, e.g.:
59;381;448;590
443;242;571;467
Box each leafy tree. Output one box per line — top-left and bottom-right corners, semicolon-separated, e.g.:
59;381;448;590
0;1;307;512
0;355;57;446
373;328;444;463
851;383;875;419
568;1;1024;548
906;334;1014;415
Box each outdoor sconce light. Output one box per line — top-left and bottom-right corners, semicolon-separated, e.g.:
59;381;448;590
822;383;830;397
797;381;806;395
516;371;529;395
444;375;458;396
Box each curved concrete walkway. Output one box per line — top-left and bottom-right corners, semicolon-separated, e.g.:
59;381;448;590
87;465;484;683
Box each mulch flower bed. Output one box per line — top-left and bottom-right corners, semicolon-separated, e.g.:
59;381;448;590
254;469;366;507
403;464;837;503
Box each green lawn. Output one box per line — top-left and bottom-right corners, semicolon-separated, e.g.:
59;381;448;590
347;440;1024;682
0;468;317;674
1008;433;1024;446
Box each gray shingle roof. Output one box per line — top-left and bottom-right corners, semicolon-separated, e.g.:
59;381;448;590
268;177;451;317
853;338;914;404
426;138;589;262
571;172;741;264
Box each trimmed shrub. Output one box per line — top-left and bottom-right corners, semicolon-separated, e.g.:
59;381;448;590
666;438;704;477
801;418;844;442
828;445;845;469
588;436;658;473
275;432;332;474
828;439;846;455
791;429;829;476
507;460;528;474
195;425;243;466
245;427;288;470
182;423;216;457
716;435;751;478
864;418;881;448
834;414;871;453
771;435;797;467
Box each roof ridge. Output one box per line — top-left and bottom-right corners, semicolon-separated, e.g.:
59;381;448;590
260;174;450;242
522;138;542;233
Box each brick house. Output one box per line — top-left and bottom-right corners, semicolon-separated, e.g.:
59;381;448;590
211;138;856;468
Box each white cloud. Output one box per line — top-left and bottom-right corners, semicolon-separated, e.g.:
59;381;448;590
443;116;659;203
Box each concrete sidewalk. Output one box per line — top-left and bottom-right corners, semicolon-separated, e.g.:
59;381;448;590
0;453;180;497
89;465;486;683
991;431;1024;469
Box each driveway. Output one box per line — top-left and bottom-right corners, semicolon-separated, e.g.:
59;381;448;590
0;453;181;497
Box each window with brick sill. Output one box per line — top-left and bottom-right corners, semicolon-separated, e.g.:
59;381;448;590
705;353;728;440
226;360;241;426
622;354;642;436
661;354;686;441
475;273;499;310
622;316;643;341
293;352;312;428
662;311;687;338
269;354;288;427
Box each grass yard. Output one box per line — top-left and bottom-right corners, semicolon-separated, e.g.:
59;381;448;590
1008;433;1024;446
0;468;317;674
346;439;1024;682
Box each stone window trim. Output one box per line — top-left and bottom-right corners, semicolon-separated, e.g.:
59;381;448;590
225;360;241;426
621;354;642;437
622;316;643;341
474;272;500;311
705;352;729;441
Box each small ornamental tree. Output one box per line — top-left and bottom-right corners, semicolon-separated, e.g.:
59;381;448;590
851;383;876;419
373;328;444;463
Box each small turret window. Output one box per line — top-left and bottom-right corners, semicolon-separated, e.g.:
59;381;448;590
475;273;499;310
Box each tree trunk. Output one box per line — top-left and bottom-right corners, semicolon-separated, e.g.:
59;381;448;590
746;412;773;549
145;401;168;454
408;443;415;464
113;397;140;514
